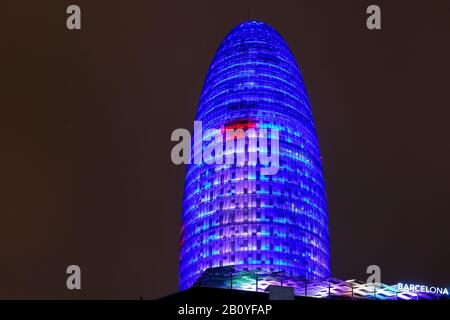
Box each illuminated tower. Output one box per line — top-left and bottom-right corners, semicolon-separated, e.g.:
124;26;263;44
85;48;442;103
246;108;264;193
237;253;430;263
180;20;330;290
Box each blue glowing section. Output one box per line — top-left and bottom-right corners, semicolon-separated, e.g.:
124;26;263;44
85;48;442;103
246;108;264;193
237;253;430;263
180;20;330;290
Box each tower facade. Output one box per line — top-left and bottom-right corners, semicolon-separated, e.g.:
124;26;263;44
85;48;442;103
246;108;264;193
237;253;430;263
180;20;330;290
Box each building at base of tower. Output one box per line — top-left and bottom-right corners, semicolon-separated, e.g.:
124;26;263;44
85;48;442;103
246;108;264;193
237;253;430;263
188;266;448;301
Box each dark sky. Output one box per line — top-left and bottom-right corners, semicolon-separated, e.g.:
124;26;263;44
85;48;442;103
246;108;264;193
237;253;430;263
3;0;450;299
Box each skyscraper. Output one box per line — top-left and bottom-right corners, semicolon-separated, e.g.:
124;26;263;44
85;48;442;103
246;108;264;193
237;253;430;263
180;20;330;290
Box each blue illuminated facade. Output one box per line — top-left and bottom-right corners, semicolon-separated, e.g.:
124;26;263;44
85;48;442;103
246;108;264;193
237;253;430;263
180;20;330;290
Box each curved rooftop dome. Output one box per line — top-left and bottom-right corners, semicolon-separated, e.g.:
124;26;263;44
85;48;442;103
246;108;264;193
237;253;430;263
197;20;312;126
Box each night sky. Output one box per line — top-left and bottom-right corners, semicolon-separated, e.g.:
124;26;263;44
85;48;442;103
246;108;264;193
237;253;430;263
3;0;450;299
